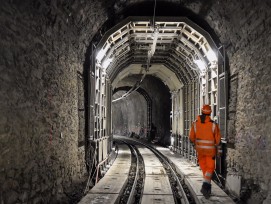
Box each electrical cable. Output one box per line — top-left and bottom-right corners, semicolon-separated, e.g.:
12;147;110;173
112;0;157;103
153;0;157;27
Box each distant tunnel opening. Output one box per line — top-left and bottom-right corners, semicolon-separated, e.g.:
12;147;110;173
112;75;171;146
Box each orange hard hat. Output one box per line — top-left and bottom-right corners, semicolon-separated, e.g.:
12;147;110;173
201;104;212;114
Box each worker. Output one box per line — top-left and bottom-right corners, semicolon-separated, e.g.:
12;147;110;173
189;104;222;198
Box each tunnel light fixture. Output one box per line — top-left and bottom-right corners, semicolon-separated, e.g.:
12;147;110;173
206;49;217;63
117;149;123;154
96;49;106;62
102;58;113;69
171;137;174;145
96;44;110;62
194;59;206;71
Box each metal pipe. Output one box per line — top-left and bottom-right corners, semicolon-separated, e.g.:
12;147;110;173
95;156;109;184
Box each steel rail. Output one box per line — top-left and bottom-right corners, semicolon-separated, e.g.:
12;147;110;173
115;139;142;204
127;143;140;204
149;145;190;204
125;137;190;204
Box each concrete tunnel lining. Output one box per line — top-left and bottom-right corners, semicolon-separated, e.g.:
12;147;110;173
112;64;183;91
95;15;222;162
94;16;219;83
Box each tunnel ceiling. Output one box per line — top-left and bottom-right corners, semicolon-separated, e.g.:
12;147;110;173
95;16;218;91
112;64;182;90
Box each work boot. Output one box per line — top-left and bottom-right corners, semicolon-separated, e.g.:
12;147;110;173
200;182;211;199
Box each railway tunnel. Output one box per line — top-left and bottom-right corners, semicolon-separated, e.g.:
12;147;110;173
0;0;271;203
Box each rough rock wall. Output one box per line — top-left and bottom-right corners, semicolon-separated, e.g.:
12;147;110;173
112;91;147;136
140;76;171;145
113;75;171;145
0;0;108;203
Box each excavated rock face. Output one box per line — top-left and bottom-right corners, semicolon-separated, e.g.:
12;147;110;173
0;0;270;202
0;0;107;202
112;75;171;145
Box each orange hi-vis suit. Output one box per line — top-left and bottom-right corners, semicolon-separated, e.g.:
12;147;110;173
189;115;221;183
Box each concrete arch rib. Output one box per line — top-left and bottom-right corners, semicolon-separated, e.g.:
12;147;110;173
108;49;194;85
95;16;218;84
112;64;183;91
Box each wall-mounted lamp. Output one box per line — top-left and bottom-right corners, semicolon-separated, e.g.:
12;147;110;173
96;44;110;62
102;58;113;69
96;49;106;62
171;136;174;145
194;59;206;71
206;50;217;63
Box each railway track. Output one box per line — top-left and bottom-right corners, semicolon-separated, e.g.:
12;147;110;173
79;136;195;204
117;137;195;204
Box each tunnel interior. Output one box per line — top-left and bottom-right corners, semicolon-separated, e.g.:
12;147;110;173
1;0;271;203
112;75;171;145
93;16;223;158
